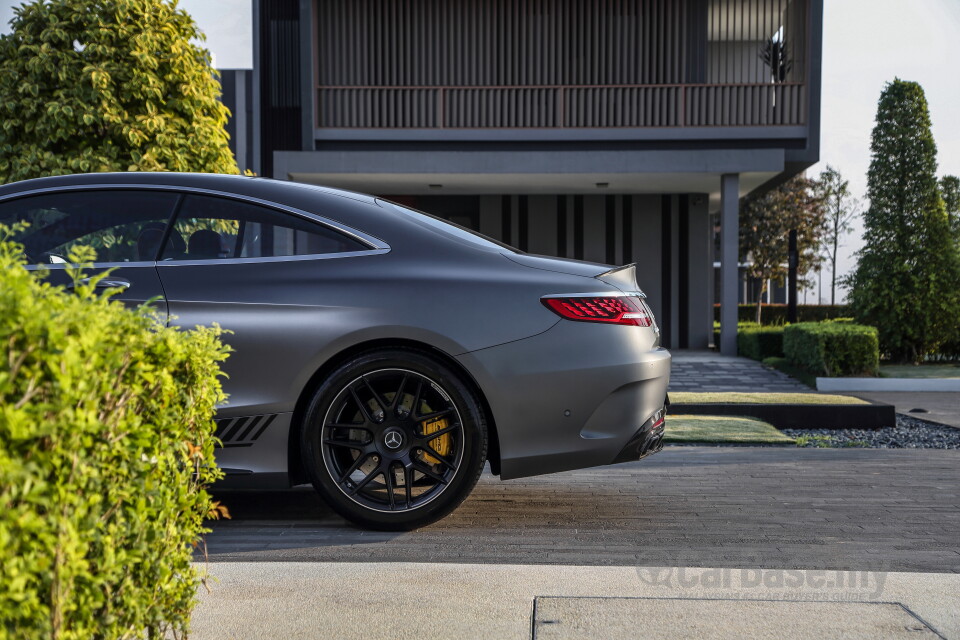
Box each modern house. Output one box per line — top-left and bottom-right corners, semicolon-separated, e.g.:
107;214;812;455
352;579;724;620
221;0;823;354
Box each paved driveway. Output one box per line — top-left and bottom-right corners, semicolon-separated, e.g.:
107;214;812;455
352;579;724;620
669;350;811;392
205;447;960;573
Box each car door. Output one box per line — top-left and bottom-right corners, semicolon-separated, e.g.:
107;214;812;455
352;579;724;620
0;189;179;313
154;193;379;473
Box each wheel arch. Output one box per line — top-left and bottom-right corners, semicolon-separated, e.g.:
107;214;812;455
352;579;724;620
287;338;501;485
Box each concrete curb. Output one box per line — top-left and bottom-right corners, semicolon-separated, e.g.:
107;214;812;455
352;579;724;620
817;378;960;392
669;401;896;429
190;562;960;639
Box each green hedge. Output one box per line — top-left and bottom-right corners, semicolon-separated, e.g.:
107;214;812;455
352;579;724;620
0;235;229;638
713;304;851;325
783;322;879;377
737;324;785;361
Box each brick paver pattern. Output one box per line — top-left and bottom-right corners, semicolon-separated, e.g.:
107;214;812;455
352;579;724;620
669;360;811;392
206;448;960;573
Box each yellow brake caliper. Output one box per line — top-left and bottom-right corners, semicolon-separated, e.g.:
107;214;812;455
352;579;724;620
420;417;452;464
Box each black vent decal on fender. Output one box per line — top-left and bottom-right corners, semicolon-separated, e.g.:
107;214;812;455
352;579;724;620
214;414;278;448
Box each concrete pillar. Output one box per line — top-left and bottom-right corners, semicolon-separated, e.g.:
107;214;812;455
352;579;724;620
234;71;247;173
299;0;316;151
720;173;740;356
251;0;262;176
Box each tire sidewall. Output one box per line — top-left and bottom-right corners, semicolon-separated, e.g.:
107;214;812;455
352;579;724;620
301;349;487;530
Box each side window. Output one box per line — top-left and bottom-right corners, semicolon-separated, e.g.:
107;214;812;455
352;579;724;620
161;195;369;261
0;190;179;264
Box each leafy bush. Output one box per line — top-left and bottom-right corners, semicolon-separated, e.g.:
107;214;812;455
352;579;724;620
713;304;851;325
783;322;879;377
0;232;229;638
737;324;785;361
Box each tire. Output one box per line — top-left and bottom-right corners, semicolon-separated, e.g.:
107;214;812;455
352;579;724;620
301;348;488;530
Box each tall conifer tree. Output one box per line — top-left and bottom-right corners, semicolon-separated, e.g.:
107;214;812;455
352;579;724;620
847;79;960;362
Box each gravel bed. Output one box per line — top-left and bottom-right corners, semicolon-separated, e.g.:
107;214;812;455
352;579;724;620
783;414;960;449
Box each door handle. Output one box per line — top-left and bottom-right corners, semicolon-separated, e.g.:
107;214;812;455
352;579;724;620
67;277;131;291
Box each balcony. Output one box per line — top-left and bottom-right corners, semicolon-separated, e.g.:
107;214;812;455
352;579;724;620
316;82;806;129
311;0;811;135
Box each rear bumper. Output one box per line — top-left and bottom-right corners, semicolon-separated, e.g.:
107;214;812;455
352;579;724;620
456;320;670;480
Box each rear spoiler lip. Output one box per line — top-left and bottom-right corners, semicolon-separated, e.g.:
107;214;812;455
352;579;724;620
596;263;645;296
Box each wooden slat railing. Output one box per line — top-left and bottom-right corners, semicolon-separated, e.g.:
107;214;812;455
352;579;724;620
316;83;806;129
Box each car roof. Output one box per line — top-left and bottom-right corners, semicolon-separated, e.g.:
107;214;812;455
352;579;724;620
0;172;380;207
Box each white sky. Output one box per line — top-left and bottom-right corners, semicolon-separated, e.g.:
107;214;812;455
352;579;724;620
814;0;960;303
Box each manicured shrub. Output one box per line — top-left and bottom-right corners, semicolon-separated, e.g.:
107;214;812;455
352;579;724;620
783;322;879;377
0;233;229;638
737;324;785;361
713;304;852;325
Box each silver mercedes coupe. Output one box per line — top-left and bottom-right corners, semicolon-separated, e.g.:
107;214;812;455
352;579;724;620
0;173;670;530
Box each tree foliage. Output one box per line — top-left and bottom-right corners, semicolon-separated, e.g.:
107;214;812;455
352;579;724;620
0;0;238;183
0;229;230;638
739;174;827;323
847;79;960;363
816;165;860;305
941;175;960;242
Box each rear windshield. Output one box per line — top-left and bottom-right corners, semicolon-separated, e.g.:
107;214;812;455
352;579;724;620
377;199;520;253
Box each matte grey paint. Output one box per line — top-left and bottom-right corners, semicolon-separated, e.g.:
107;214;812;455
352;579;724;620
2;173;670;485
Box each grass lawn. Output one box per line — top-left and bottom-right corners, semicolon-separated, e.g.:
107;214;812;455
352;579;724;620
670;392;868;405
664;415;794;445
879;363;960;379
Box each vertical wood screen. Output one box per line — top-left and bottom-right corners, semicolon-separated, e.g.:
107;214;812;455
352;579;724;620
316;0;808;129
261;0;302;175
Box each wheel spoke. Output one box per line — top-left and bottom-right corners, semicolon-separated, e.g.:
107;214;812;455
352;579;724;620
328;422;369;430
391;374;409;410
410;380;424;419
323;435;367;451
403;464;414;506
338;452;372;484
422;445;456;471
361;376;389;414
384;465;396;510
348;386;376;423
348;465;382;496
419;422;459;440
417;408;455;423
411;462;449;485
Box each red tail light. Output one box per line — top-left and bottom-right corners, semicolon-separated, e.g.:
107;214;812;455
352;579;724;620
541;295;653;327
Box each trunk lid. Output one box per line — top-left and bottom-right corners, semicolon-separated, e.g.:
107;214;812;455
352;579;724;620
503;253;643;294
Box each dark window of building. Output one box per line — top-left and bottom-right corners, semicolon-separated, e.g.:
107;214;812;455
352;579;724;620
0;190;179;264
161;195;368;261
259;0;303;176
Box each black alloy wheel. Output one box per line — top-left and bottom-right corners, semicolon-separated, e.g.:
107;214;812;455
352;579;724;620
302;349;487;530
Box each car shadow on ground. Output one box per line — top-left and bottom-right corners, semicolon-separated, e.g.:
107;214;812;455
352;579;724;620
197;471;677;560
211;487;339;522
